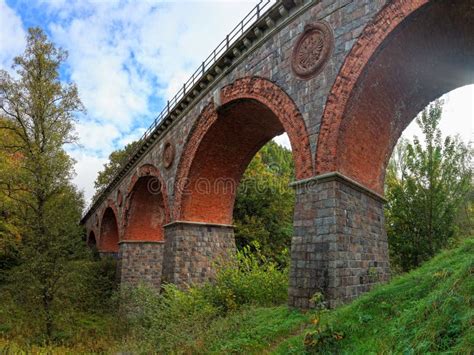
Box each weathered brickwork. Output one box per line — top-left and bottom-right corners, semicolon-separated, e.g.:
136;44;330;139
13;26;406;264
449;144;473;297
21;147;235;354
120;242;165;288
99;202;120;253
162;222;236;286
316;0;473;194
289;173;390;309
220;77;314;179
81;0;473;308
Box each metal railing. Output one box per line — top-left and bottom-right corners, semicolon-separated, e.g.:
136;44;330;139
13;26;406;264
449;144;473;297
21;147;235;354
82;0;280;219
136;0;272;143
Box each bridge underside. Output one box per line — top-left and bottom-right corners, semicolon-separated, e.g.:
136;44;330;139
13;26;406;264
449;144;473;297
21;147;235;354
83;0;474;309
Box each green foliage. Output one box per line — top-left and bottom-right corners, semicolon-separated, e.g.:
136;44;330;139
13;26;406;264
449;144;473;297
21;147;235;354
118;245;289;353
385;100;473;271
2;238;472;353
119;283;219;353
304;323;344;353
93;140;140;196
202;245;288;312
0;119;24;282
234;141;295;264
198;306;309;354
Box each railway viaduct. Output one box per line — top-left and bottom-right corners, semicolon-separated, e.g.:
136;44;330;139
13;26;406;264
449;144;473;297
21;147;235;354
81;0;474;308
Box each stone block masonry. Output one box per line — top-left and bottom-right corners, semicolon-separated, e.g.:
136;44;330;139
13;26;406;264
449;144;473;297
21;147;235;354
162;222;236;286
288;173;390;309
119;242;165;288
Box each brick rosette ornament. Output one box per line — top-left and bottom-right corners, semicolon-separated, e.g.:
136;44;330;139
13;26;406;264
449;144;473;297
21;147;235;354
163;141;175;169
292;21;334;79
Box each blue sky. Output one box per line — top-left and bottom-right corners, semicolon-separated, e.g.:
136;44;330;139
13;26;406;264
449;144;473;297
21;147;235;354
0;0;260;202
0;0;472;203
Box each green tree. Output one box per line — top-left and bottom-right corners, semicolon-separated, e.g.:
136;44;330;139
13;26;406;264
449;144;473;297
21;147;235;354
385;100;472;271
0;118;23;282
93;140;139;196
233;141;295;265
0;28;87;338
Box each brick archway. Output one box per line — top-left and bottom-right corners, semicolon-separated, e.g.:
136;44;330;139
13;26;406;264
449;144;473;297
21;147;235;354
122;164;170;241
87;230;97;248
99;200;120;252
220;77;313;180
315;0;474;194
174;76;313;223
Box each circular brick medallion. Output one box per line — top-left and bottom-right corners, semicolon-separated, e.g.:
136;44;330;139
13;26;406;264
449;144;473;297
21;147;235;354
163;141;175;169
292;22;334;79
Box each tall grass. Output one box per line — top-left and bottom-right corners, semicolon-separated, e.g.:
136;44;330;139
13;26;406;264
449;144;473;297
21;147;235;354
118;245;289;353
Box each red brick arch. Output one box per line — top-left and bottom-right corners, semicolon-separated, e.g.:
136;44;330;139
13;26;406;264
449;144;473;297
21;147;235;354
220;77;313;179
122;164;170;241
174;76;313;223
99;199;120;252
315;0;473;194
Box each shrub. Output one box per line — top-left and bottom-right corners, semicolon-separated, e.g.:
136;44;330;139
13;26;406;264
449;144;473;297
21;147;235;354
119;245;289;352
202;245;288;312
119;283;219;353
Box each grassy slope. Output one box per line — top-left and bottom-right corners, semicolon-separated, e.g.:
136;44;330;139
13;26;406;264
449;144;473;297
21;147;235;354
275;237;474;354
212;237;474;354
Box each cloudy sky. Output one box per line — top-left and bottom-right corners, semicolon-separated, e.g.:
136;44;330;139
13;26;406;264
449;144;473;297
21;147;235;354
1;0;472;204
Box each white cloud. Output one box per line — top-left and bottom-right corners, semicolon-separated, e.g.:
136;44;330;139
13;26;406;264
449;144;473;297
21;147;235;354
402;85;474;144
69;150;107;204
274;133;291;150
0;0;26;70
75;120;121;155
118;128;147;147
43;0;257;203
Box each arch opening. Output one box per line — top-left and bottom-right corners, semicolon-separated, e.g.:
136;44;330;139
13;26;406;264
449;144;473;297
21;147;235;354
124;176;166;241
99;207;119;253
87;230;97;248
181;100;285;224
316;0;474;194
175;77;312;225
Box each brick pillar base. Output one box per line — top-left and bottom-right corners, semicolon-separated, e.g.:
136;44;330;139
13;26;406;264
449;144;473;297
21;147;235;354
119;241;165;288
162;221;236;287
288;172;390;309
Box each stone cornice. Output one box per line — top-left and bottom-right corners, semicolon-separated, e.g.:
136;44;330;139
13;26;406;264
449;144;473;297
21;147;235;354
290;172;387;203
164;220;235;229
